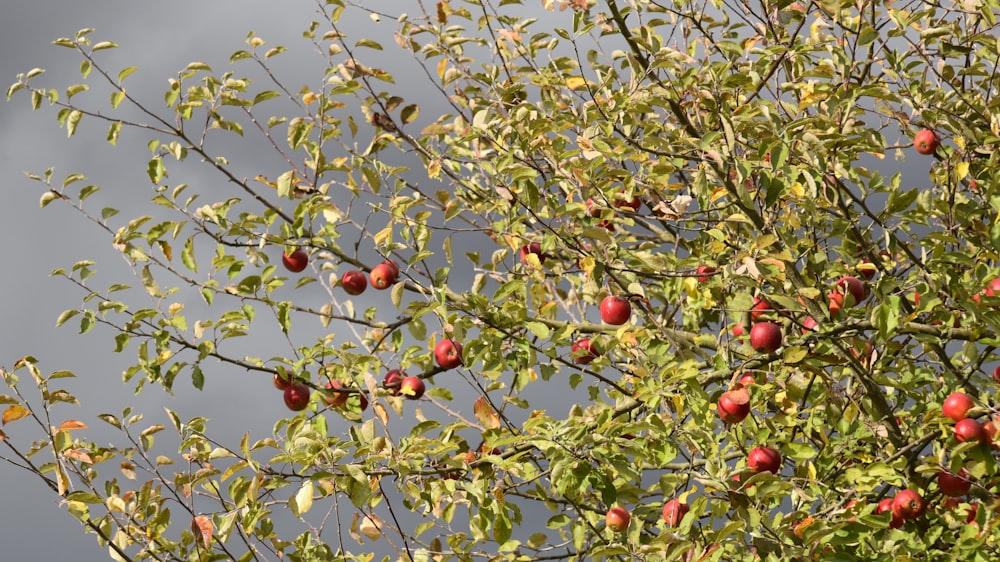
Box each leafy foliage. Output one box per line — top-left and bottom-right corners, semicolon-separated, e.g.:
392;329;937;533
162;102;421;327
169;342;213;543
6;0;1000;560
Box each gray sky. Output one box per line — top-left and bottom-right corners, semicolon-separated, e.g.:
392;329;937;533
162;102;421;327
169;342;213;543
0;3;348;559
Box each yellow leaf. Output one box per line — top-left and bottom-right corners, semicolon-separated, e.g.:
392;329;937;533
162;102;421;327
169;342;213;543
2;405;29;425
360;513;384;540
565;76;587;90
291;480;314;517
64;449;94;464
473;396;501;429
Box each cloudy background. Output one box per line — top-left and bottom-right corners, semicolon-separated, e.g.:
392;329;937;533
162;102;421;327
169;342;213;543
0;2;425;559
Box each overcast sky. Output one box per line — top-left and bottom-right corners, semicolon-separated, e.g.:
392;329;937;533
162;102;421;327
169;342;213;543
0;3;378;559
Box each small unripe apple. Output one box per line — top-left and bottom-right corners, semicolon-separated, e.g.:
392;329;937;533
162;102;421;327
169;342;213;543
913;128;940;155
717;384;751;424
748;446;781;474
323;380;350;408
383;369;404;396
399;376;425;399
661;499;689;526
605;506;631;532
283;383;311;411
282;248;309;273
571;338;599;364
434;338;464;370
599;295;631;325
955;418;988;444
749;322;782;353
519;242;546;266
695;265;717;283
369;260;399;290
938;469;972;497
340;270;367;295
891;489;926;521
942;392;974;421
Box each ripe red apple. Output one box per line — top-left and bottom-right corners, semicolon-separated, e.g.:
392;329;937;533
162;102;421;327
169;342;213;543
369;260;399;290
748;446;781;474
383;369;404;396
281;248;309;273
749;322;782;353
955;418;988;444
340;270;367;295
613;192;641;212
273;373;292;390
891;489;926;521
938;469;972;497
993;366;1000;384
913;128;940;155
283;383;311;411
399;376;425;399
738;372;760;385
323;380;350;408
600;295;631;325
732;324;745;338
750;296;773;321
695;265;717;283
942;392;974;421
661;499;689;526
571;338;599;364
605;506;631;532
877;498;903;529
835;276;867;305
717;384;751;424
519;243;546;266
435;338;464;370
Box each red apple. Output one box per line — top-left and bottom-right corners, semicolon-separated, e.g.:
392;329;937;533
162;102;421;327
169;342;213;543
749;322;782;353
877;498;903;529
891;489;925;521
571;338;599;364
340;270;367;295
718;384;751;424
835;276;867;305
738;372;760;385
955;418;988;444
695;265;717;283
613;192;641;212
323;380;350;408
993;366;1000;384
942;392;974;421
662;499;689;526
732;324;745;338
273;373;292;390
600;295;631;325
801;316;819;334
748;446;781;474
605;506;631;532
369;260;399;290
913;128;940;155
938;469;972;497
283;383;311;411
519;243;546;266
750;296;773;321
435;338;464;370
984;418;999;447
399;376;425;399
383;369;404;396
281;248;309;273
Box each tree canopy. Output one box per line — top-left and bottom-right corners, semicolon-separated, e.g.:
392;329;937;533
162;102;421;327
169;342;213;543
6;0;1000;560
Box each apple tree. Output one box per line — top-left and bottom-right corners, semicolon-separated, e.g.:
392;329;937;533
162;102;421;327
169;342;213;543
6;0;1000;560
